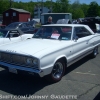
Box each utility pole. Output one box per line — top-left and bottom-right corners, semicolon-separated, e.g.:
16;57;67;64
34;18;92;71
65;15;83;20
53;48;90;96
42;0;43;13
47;0;52;13
10;0;13;8
51;0;52;13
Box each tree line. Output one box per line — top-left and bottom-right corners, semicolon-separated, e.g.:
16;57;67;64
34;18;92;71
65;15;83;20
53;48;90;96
0;0;100;19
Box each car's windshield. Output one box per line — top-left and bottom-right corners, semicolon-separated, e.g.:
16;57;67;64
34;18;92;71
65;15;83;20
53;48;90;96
33;26;72;40
0;30;8;38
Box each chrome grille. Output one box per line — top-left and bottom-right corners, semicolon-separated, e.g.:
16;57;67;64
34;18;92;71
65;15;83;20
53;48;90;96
0;52;39;70
12;55;26;65
1;53;11;62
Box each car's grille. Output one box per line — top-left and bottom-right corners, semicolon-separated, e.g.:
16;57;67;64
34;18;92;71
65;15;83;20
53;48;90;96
0;52;39;70
12;55;26;65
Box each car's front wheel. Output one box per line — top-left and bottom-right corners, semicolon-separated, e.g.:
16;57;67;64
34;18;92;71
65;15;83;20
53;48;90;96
46;60;65;83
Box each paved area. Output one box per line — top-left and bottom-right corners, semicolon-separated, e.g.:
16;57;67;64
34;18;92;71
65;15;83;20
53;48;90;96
0;48;100;100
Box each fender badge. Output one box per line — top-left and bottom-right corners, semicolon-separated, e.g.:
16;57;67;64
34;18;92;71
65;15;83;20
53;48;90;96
6;50;16;53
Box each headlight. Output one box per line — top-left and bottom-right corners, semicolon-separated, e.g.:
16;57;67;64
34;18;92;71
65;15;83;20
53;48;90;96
32;59;38;66
26;58;38;66
26;58;32;65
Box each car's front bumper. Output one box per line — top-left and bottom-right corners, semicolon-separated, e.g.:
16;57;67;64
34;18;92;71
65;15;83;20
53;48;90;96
0;61;44;77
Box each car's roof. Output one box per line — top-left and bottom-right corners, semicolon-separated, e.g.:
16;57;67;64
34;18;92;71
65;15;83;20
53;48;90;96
10;22;28;24
0;28;23;32
0;29;9;31
42;24;88;27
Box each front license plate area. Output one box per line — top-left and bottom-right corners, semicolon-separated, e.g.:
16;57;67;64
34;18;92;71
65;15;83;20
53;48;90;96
9;68;17;74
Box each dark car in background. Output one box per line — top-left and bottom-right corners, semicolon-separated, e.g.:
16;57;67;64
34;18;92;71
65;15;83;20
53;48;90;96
0;29;33;45
80;16;100;33
56;19;71;24
5;22;37;34
28;20;38;27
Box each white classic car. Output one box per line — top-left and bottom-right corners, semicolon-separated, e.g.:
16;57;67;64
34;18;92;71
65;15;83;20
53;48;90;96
0;24;100;83
0;29;33;45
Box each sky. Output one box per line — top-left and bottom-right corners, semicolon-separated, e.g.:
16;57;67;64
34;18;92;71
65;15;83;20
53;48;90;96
14;0;100;5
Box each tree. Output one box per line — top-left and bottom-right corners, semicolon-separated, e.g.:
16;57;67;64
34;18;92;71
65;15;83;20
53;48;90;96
81;3;89;17
72;8;84;19
0;0;10;14
71;0;81;9
70;0;85;19
53;0;70;13
87;1;100;17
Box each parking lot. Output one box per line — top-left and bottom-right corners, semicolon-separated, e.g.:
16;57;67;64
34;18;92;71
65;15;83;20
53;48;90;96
0;48;100;100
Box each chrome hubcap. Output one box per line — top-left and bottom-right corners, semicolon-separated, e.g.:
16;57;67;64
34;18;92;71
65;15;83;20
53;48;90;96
94;47;98;56
52;62;63;79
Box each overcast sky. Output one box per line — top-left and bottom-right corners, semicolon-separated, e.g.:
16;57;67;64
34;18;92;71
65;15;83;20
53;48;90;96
14;0;100;5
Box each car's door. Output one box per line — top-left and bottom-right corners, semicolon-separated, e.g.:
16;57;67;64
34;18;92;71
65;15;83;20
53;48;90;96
72;26;94;60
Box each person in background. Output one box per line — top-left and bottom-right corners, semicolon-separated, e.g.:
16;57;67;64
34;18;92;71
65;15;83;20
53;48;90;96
77;19;81;24
45;16;54;24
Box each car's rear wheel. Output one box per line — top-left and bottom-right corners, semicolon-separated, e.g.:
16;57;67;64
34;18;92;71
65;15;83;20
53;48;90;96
46;60;65;83
91;46;98;58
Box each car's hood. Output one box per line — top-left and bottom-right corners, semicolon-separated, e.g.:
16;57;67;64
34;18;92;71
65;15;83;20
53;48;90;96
0;39;72;58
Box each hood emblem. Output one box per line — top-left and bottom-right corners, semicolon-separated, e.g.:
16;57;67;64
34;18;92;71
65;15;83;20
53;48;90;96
6;50;16;53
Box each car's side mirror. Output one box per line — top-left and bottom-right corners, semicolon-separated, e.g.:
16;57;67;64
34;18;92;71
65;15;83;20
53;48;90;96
7;34;11;39
73;36;79;41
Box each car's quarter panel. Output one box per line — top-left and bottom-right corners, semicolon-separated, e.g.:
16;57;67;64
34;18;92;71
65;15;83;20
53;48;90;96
88;34;100;47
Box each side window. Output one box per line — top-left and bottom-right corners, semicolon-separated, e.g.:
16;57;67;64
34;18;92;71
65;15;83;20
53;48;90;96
9;33;19;38
74;27;92;38
5;13;9;17
12;33;19;37
13;12;16;16
19;25;22;28
60;27;72;40
22;24;27;28
19;24;27;28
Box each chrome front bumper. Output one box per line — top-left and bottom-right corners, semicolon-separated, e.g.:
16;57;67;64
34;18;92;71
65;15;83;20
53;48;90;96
0;61;44;77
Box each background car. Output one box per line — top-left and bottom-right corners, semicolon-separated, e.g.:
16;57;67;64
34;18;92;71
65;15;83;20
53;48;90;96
5;22;36;34
56;19;71;24
0;29;33;45
28;20;38;27
79;17;100;32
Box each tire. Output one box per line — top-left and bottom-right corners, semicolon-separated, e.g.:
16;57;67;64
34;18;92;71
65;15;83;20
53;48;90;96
91;46;98;58
46;60;65;83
